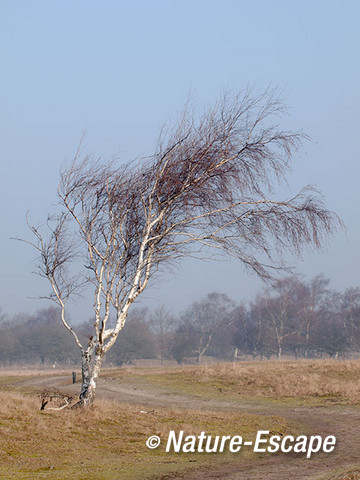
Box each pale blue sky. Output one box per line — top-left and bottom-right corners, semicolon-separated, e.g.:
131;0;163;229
1;1;359;321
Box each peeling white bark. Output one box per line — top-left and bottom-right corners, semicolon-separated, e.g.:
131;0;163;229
78;351;103;406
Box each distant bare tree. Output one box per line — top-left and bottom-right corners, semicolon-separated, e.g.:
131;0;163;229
257;277;305;359
338;287;360;353
299;274;330;357
171;321;194;365
314;291;349;358
234;302;270;360
107;308;157;365
21;89;340;405
180;292;235;364
148;305;176;364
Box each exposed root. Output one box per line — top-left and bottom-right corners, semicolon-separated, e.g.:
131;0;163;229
39;388;74;411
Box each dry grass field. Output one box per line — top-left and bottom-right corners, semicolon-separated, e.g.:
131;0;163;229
1;359;360;480
0;390;290;479
105;359;360;405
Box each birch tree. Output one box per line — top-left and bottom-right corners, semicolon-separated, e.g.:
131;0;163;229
148;306;176;365
180;293;235;364
260;277;303;359
299;275;330;357
23;89;340;406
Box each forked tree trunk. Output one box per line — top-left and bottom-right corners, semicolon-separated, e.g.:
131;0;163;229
77;350;103;407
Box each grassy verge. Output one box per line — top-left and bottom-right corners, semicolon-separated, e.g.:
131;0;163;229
101;360;360;406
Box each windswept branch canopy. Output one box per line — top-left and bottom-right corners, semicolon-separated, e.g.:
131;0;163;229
55;90;339;304
23;88;341;367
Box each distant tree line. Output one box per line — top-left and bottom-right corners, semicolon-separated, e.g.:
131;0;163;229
171;276;360;362
1;275;360;366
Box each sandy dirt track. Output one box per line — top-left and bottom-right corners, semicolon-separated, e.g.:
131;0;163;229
17;373;360;480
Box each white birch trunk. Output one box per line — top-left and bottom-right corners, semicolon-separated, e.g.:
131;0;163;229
77;351;103;406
